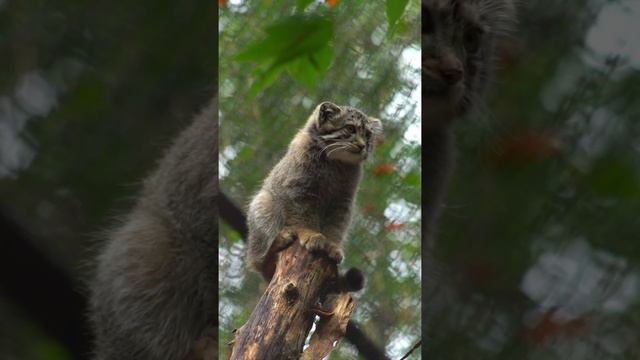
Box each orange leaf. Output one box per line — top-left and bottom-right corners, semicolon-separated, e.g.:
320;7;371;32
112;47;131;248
364;205;378;216
523;308;589;344
373;163;395;176
489;129;559;167
218;0;226;6
384;221;405;232
326;0;340;7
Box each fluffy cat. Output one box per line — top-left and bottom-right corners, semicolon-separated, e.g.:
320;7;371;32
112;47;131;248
423;0;515;245
423;0;517;335
246;102;382;281
89;98;218;360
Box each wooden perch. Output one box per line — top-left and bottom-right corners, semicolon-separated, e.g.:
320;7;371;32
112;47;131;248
229;228;358;360
302;293;356;360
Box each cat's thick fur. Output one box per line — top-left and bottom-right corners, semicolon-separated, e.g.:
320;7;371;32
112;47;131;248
247;102;382;280
424;0;515;245
89;98;218;360
423;0;516;334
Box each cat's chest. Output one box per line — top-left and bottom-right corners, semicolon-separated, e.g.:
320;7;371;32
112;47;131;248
284;163;357;202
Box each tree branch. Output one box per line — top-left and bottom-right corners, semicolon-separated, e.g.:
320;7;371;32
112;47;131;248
219;191;390;360
230;233;348;359
302;292;357;360
399;339;421;360
0;211;91;358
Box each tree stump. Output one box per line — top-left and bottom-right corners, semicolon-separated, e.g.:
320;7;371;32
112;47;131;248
230;229;357;360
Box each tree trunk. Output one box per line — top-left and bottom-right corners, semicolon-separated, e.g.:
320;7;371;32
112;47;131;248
230;230;356;360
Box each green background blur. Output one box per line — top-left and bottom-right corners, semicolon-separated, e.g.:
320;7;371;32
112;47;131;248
218;0;421;359
0;1;215;358
428;0;640;359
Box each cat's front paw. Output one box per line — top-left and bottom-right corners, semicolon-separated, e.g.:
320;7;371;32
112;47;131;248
299;232;326;252
275;226;297;251
324;242;343;264
299;231;343;264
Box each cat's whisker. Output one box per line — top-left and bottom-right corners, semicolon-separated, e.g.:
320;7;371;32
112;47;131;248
320;143;343;157
326;144;349;158
343;142;358;150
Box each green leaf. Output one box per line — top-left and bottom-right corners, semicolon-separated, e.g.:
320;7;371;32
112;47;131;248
247;64;286;99
289;56;320;89
589;159;640;198
297;0;314;12
228;230;243;243
236;15;335;95
288;45;334;89
235;15;334;63
386;0;409;28
268;18;334;68
404;171;420;187
309;44;334;73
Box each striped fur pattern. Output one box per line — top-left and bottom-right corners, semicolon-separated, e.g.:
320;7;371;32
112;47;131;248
246;102;382;279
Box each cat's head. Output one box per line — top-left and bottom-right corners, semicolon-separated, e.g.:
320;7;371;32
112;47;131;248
310;102;382;164
424;0;515;128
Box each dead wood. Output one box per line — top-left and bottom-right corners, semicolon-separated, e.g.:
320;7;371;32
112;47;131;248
230;228;357;360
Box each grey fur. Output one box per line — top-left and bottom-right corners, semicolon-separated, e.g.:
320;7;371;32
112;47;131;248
423;0;517;338
246;102;382;277
89;98;218;359
423;0;515;244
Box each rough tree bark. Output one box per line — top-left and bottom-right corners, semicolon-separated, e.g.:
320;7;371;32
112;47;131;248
229;228;357;360
220;192;389;359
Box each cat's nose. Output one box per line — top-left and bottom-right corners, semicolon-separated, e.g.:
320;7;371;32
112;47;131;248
439;49;464;85
441;68;463;85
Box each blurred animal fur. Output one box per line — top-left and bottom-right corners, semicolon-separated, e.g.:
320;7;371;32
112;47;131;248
423;0;517;336
246;102;382;281
89;98;218;360
423;0;516;245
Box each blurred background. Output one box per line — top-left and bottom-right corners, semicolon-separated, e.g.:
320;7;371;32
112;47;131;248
427;0;640;359
0;1;215;359
218;0;421;359
3;0;638;359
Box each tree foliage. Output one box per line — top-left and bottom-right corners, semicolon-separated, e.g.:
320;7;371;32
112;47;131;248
427;0;640;358
219;1;421;358
0;0;215;358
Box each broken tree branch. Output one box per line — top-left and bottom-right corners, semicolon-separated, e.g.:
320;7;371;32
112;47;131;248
220;191;390;360
302;292;357;360
229;228;356;360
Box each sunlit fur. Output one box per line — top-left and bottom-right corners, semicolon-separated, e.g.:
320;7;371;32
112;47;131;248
246;102;382;279
424;0;515;128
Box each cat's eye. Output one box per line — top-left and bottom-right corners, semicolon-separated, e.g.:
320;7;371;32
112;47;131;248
464;27;483;53
344;125;356;133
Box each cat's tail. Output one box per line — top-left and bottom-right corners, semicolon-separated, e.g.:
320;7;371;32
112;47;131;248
246;189;285;272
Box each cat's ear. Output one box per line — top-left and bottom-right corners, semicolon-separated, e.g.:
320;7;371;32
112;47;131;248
317;102;341;126
368;117;383;135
